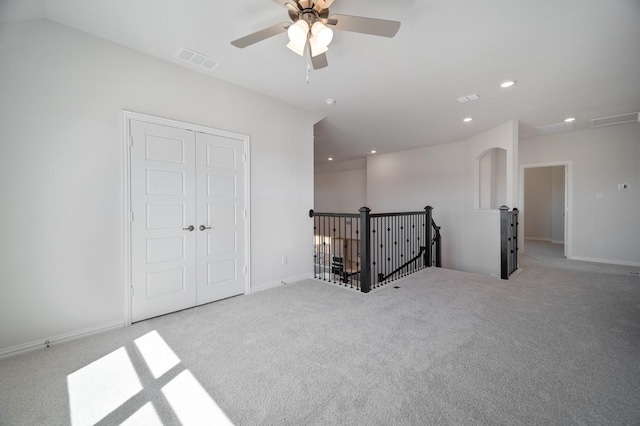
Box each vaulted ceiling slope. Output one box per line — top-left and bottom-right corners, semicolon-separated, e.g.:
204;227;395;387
3;0;640;163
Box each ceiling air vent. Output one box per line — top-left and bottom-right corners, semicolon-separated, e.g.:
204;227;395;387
175;48;220;71
590;112;639;128
535;121;575;136
456;93;480;103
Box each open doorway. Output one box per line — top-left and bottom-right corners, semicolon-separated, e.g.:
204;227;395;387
520;162;572;259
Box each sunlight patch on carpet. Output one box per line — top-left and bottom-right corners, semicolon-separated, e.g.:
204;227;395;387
67;347;142;426
162;370;234;425
67;330;234;425
134;330;180;379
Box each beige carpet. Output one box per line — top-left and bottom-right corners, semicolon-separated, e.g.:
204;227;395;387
1;245;639;425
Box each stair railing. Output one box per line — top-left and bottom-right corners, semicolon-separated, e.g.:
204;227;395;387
500;206;519;279
310;206;441;293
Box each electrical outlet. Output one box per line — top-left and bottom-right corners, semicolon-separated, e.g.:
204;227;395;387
596;193;603;199
618;183;629;190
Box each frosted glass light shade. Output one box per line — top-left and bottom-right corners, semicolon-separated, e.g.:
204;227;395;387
311;22;333;46
309;36;328;57
287;40;306;56
288;20;309;44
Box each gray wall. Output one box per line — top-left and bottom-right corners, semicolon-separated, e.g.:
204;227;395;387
366;121;519;276
0;20;317;355
520;124;640;266
314;159;367;213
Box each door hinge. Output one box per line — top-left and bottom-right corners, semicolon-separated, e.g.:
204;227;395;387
243;209;247;218
244;265;248;274
130;211;134;222
130;285;134;296
242;153;247;162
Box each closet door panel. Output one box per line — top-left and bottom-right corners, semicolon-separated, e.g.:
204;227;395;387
130;120;197;322
195;132;246;304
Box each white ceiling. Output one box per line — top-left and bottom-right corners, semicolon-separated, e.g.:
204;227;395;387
3;0;640;163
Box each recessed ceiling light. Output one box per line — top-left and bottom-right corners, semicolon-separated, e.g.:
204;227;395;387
500;80;515;88
370;150;377;154
463;117;473;122
327;157;333;161
564;117;576;122
325;99;336;105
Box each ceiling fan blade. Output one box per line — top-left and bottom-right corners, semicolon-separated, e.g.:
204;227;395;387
311;52;328;69
327;14;401;37
272;0;300;11
231;23;290;48
314;0;335;12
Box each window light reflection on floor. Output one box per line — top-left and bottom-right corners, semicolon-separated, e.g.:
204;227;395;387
67;330;235;425
162;370;234;426
67;347;143;426
120;402;163;426
134;330;180;378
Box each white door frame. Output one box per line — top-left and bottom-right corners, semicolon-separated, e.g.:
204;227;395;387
519;161;572;258
122;110;251;326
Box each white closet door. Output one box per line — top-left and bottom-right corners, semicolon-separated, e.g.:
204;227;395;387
131;120;197;322
195;132;246;305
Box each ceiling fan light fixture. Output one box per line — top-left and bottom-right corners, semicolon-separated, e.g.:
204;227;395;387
309;36;329;57
311;21;333;46
286;39;306;56
288;19;309;44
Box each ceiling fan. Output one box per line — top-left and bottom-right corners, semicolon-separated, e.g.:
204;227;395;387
231;0;401;69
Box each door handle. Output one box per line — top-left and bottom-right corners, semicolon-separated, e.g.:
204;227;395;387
199;225;212;231
183;225;195;232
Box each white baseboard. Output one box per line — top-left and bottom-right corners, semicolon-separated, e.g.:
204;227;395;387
250;273;313;293
524;237;551;242
569;256;640;268
0;320;124;360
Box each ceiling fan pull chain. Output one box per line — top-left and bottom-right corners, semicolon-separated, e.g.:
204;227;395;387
306;62;311;84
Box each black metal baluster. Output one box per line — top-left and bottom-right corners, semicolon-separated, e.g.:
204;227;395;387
345;218;358;288
401;215;404;276
314;215;317;279
376;217;380;287
325;215;329;281
403;214;407;276
403;215;407;276
395;215;399;281
356;216;361;291
391;215;395;282
417;214;420;271
386;215;390;285
334;216;338;283
411;215;420;270
371;217;376;289
343;216;347;286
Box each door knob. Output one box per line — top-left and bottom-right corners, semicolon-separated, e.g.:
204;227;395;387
199;225;212;231
183;225;195;232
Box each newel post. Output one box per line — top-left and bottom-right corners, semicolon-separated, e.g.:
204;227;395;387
512;208;519;273
499;205;509;279
424;206;433;267
359;207;371;293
